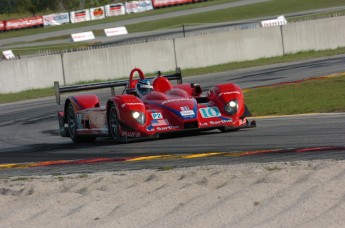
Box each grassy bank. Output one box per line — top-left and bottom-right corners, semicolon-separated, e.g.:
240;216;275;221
245;74;345;116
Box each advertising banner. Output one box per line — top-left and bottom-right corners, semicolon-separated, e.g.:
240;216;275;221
125;1;139;14
104;27;128;37
90;6;105;20
138;0;154;12
2;50;16;59
5;16;43;30
70;10;91;23
261;16;287;27
125;0;153;13
43;13;70;26
0;21;4;31
71;31;95;42
151;0;193;8
105;4;126;17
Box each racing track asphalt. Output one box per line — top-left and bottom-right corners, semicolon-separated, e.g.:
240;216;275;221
0;54;345;176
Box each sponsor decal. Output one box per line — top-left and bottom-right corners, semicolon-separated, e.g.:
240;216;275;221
209;119;232;125
199;119;232;126
218;91;240;97
199;107;221;118
180;110;195;116
146;125;155;131
151;119;169;126
199;122;209;127
122;131;140;138
180;106;196;118
151;112;163;119
156;126;179;131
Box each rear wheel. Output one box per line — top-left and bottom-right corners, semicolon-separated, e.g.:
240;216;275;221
66;102;95;143
108;103;126;143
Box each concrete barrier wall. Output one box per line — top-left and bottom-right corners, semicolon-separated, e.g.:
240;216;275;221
62;40;176;85
282;17;345;54
0;55;63;93
2;16;345;93
174;26;284;69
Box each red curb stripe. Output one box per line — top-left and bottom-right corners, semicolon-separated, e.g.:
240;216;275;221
296;146;336;153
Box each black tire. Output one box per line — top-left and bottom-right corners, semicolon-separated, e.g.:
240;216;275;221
219;126;240;133
66;102;95;143
108;103;125;143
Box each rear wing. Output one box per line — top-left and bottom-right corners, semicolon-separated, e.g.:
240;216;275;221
54;67;182;105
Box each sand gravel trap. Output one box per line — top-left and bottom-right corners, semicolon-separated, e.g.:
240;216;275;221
1;160;345;228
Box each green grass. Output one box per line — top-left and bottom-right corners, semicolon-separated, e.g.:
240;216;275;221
0;87;54;104
245;74;345;116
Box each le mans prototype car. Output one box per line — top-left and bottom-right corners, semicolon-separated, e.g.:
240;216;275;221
54;68;256;143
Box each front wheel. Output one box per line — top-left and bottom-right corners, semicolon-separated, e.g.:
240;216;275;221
219;126;240;133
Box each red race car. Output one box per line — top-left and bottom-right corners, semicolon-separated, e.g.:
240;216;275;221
54;68;256;143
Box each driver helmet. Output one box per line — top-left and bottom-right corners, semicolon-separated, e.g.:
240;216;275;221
136;79;153;97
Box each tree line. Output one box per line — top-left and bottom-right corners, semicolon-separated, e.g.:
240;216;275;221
0;0;123;15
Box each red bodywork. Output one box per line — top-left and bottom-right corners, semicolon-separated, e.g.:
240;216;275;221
55;68;255;142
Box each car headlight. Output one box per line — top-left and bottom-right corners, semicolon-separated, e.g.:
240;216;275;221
132;111;146;125
224;100;238;115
